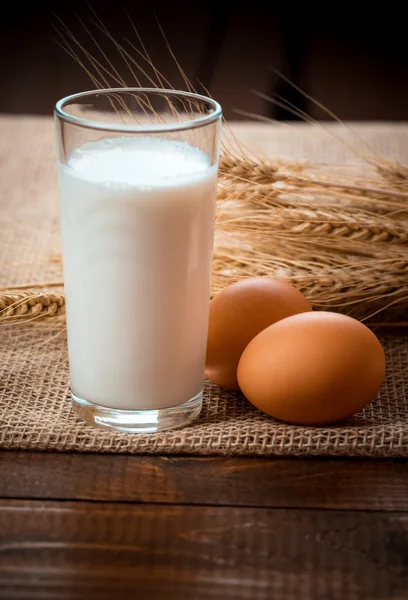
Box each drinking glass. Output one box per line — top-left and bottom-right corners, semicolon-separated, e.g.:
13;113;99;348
55;88;222;432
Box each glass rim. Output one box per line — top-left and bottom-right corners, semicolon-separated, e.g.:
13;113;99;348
54;87;222;133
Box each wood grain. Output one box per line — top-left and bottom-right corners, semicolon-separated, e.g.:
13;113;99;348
0;499;407;600
1;452;408;511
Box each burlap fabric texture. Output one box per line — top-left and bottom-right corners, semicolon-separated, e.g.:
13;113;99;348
1;116;407;456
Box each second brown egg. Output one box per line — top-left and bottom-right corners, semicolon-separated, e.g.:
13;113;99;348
205;277;312;389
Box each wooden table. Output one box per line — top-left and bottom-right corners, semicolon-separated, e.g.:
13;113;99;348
1;120;408;599
1;453;408;599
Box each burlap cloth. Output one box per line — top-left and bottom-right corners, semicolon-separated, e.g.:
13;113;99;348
1;115;408;457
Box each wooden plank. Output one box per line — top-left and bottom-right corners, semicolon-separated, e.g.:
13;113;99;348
1;452;408;511
0;499;407;600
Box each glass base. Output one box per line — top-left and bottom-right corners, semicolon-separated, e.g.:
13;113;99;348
72;390;203;433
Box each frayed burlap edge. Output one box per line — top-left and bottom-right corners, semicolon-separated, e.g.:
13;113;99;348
1;325;407;458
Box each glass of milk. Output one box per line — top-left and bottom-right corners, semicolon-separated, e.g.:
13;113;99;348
55;88;222;432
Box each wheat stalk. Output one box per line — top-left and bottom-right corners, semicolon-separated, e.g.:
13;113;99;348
2;13;407;326
0;292;65;324
2;157;407;325
217;195;408;245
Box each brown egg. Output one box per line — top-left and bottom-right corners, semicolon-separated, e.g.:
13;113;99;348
205;277;312;389
237;311;386;425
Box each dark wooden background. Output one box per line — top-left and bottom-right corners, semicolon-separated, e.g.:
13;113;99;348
1;1;408;120
1;452;408;599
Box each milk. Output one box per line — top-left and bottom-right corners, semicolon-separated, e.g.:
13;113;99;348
59;136;217;410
